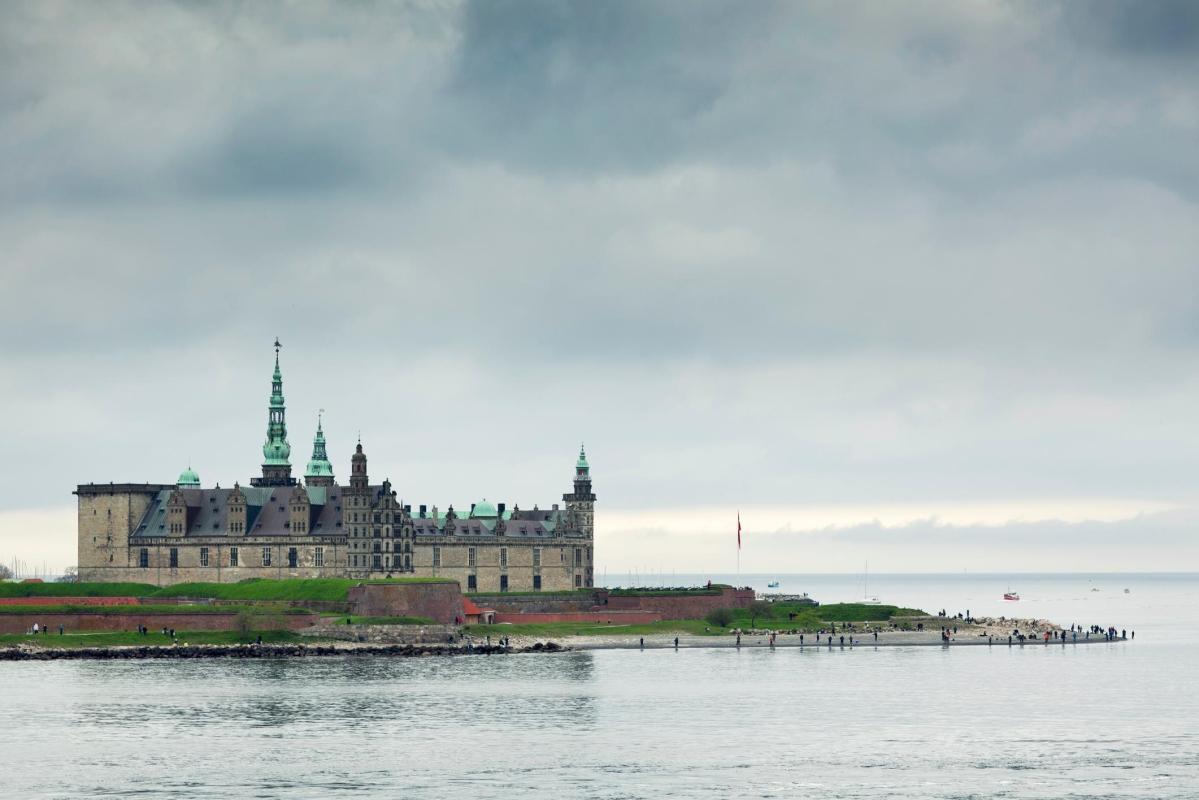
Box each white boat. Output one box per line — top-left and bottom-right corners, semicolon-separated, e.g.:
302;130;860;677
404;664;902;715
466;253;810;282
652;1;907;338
767;581;780;588
861;561;881;604
1003;591;1020;601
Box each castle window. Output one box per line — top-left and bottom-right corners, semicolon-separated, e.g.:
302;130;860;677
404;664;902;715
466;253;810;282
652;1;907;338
468;547;477;567
500;548;508;568
404;555;410;570
230;547;239;567
500;574;509;592
169;548;179;568
433;546;441;567
314;546;324;568
533;575;542;591
288;548;298;568
467;574;477;591
199;547;209;567
372;554;381;571
575;574;582;588
139;548;149;568
533;548;541;568
574;547;582;567
262;547;271;567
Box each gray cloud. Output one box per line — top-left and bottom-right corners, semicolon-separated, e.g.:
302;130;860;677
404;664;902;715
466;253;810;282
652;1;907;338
0;1;1197;571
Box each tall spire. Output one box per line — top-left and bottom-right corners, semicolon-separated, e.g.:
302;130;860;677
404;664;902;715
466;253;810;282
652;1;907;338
305;410;335;486
252;338;295;487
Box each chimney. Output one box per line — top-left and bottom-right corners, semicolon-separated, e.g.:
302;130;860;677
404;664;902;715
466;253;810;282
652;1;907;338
419;504;426;518
497;502;506;515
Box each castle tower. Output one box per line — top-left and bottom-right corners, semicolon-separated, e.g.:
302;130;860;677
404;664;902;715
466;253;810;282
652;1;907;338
349;438;369;493
304;412;335;487
251;338;295;487
563;444;596;538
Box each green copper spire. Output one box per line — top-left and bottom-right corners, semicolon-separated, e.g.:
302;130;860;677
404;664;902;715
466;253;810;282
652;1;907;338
576;443;589;472
305;411;334;479
262;338;291;466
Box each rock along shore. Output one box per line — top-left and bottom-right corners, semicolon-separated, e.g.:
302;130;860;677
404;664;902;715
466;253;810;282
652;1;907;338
0;641;565;661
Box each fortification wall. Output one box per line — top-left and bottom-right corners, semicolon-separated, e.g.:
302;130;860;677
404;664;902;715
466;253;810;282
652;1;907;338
0;597;140;607
603;587;755;619
347;582;463;625
467;593;599;613
0;612;318;635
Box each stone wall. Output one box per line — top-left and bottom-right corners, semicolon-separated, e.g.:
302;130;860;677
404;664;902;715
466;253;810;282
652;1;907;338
467;593;599;613
0;612;318;635
346;582;464;624
300;621;459;644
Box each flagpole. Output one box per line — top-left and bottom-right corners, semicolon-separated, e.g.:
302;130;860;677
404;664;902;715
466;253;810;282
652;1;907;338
736;510;741;581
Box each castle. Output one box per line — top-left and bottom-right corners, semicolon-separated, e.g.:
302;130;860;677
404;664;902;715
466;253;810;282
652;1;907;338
76;341;596;591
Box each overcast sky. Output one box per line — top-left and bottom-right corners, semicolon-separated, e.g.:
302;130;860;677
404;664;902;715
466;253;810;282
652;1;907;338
2;1;1198;575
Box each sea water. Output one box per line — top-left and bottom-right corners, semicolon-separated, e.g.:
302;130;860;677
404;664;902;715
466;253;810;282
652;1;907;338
1;573;1196;799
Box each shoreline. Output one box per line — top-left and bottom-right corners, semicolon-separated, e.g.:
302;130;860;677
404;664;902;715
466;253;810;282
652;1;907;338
0;630;1129;660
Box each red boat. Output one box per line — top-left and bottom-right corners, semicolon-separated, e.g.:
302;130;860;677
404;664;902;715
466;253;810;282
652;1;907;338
1003;591;1020;601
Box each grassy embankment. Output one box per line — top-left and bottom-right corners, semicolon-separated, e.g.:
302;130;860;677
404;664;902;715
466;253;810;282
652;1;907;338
465;600;927;639
0;604;311;616
0;576;452;603
0;579;444;646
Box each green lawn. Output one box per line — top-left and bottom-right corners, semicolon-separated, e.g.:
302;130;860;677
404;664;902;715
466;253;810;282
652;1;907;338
0;582;159;598
465;589;595;599
465;619;724;638
152;577;454;602
723;602;927;631
0;577;457;604
0;630;307;648
463;602;931;640
605;585;727;596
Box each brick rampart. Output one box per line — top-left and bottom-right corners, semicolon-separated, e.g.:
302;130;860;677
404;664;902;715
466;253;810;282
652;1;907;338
603;587;755;619
347;582;463;625
492;610;661;625
0;597;140;607
0;612;318;635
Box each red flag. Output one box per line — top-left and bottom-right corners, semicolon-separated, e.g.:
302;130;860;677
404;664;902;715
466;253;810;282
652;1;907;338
737;511;741;550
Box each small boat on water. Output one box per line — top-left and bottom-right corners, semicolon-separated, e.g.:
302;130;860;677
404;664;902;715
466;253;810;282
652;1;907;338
767;581;780;588
1003;591;1020;601
1124;588;1131;594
